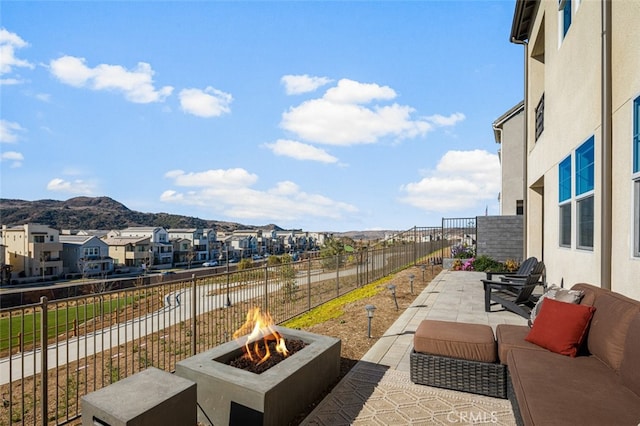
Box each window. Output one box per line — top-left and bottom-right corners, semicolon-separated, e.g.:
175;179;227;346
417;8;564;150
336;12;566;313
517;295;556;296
560;204;572;247
559;156;572;247
634;96;640;174
559;0;572;39
576;137;594;195
535;94;545;141
575;137;594;250
634;180;640;257
634;96;640;256
83;247;100;257
577;196;594;249
559;156;572;202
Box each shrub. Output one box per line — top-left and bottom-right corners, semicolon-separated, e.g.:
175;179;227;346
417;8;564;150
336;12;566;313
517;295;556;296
472;255;504;272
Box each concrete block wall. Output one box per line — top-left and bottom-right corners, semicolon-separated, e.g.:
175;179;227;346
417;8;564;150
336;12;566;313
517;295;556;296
476;216;523;262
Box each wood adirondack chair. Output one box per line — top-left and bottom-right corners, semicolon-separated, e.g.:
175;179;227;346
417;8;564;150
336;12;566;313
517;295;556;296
497;256;538;281
481;261;546;319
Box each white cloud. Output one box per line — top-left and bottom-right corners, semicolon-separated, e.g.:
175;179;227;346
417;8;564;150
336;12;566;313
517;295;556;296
280;78;464;146
0;28;34;82
35;93;51;102
426;112;466;127
161;167;358;222
1;150;24;168
49;55;173;103
1;78;23;86
281;74;333;95
179;87;233;117
164;168;257;188
0;119;25;143
399;150;500;213
46;178;95;195
323;79;396;104
264;139;338;163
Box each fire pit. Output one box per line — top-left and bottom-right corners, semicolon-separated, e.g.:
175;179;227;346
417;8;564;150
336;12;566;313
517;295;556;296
175;326;341;426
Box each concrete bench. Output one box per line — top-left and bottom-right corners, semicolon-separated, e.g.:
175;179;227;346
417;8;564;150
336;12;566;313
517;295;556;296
81;367;196;426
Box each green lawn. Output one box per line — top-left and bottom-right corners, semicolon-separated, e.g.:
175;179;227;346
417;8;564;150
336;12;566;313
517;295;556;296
0;295;139;352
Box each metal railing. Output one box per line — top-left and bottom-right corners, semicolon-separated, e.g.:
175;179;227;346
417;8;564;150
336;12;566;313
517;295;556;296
0;224;469;425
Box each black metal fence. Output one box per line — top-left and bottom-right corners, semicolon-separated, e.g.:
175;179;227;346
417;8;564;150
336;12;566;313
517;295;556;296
0;223;472;425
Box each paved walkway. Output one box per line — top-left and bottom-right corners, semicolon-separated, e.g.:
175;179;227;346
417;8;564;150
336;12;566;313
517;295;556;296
302;270;528;425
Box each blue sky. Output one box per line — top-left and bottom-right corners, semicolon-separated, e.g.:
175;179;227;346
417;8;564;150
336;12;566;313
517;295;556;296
1;1;523;232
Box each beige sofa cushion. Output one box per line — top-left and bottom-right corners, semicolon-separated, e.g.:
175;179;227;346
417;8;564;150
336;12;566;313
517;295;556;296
620;313;640;397
587;291;640;371
507;349;640;426
495;324;547;365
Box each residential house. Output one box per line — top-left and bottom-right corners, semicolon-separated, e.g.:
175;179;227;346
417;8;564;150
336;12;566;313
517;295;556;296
510;0;640;299
111;227;173;267
0;240;9;285
103;235;152;269
309;232;330;248
167;228;217;266
493;101;525;215
60;235;114;277
1;223;63;280
273;230;317;253
61;229;109;238
263;230;285;255
222;234;256;259
171;237;195;266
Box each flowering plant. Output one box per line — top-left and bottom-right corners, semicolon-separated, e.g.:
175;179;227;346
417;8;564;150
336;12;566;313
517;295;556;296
452;257;475;271
504;259;520;272
450;243;476;259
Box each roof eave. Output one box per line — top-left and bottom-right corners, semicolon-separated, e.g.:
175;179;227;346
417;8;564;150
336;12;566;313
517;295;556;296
510;0;538;43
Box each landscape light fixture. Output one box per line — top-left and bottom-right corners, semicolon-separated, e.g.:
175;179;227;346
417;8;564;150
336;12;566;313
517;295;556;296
387;284;398;311
409;274;415;294
365;304;376;338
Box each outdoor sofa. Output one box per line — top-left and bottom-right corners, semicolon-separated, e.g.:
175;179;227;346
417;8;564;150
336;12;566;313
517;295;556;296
411;282;640;425
497;283;640;425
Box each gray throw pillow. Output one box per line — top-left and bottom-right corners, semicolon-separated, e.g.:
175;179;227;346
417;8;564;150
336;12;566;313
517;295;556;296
529;285;585;325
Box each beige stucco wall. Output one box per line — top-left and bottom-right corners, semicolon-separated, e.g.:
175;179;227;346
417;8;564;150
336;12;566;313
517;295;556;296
522;0;640;299
610;0;640;300
498;107;525;215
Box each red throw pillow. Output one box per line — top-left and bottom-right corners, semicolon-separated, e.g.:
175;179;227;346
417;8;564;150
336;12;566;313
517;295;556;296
525;298;596;357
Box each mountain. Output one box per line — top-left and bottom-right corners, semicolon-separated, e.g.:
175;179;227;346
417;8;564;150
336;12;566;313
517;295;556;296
0;197;400;238
0;196;260;232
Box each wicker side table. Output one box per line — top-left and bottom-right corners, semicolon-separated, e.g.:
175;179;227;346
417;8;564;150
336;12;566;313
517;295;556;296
410;319;507;399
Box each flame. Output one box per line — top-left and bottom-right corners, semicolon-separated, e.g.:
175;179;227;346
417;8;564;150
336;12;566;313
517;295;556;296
233;307;289;364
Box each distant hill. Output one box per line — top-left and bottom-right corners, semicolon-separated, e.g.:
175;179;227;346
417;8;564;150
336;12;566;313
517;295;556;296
0;196;402;239
0;196;272;232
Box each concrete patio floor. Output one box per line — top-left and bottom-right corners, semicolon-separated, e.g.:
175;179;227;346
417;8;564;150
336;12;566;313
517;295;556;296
301;270;528;425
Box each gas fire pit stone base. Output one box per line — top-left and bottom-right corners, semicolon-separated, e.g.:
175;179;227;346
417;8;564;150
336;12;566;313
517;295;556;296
175;326;341;426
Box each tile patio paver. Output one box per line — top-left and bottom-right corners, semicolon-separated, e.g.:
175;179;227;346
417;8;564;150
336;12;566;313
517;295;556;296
301;270;528;425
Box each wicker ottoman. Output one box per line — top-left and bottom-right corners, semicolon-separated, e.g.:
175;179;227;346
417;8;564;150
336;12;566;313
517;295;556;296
410;320;507;398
